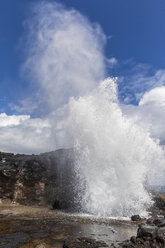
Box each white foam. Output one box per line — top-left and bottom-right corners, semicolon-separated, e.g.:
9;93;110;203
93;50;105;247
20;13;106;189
67;78;165;217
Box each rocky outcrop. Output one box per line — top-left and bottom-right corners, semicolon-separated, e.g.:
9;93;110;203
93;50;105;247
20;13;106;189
0;150;165;214
131;215;142;222
0;149;75;209
115;216;165;248
152;192;165;210
63;237;108;248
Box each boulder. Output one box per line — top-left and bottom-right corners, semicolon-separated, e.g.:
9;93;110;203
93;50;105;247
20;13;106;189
131;215;141;221
119;221;165;247
130;236;136;243
137;224;157;239
153;216;165;227
156;227;165;242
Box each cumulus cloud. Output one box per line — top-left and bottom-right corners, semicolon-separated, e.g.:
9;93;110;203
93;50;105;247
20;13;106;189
139;87;165;107
0;113;52;154
118;63;165;145
123;86;165;145
118;63;165;104
0;113;30;127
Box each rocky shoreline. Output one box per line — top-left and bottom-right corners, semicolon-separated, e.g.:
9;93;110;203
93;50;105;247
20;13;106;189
1;150;165;247
0;204;137;248
0;203;165;248
116;215;165;247
61;213;165;247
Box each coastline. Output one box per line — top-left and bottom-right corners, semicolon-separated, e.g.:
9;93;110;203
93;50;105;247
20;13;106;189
0;203;137;247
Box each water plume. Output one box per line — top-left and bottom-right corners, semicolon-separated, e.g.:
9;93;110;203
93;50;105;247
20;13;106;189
20;1;165;217
24;1;105;112
67;78;165;217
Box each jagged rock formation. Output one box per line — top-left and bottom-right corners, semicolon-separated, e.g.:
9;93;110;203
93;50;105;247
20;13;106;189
115;216;165;248
0;149;75;209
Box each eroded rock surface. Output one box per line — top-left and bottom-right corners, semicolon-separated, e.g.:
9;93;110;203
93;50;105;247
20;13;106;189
117;216;165;247
0;149;75;209
152;192;165;211
63;237;108;248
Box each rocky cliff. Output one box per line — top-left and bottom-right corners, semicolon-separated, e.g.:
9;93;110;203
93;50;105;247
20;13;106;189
0;149;76;210
0;149;164;215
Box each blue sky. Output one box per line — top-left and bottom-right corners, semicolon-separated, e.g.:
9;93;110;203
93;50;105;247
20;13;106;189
1;0;165;114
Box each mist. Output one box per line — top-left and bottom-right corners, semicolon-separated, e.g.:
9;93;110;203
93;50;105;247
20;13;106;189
24;1;106;112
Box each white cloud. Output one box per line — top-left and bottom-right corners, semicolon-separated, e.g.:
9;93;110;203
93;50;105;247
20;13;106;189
0;113;30;127
123;86;165;145
118;63;165;145
10;98;39;114
106;57;118;68
118;63;165;104
0;113;52;154
139;87;165;107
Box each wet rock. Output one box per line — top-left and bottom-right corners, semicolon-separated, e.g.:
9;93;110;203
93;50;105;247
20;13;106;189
156;227;165;242
118;239;135;248
63;237;108;248
153;192;165;210
130;236;136;243
52;200;61;210
153;216;165;227
146;217;154;225
156;227;165;247
131;215;141;222
137;224;157;238
118;218;165;247
110;243;120;248
0;232;30;248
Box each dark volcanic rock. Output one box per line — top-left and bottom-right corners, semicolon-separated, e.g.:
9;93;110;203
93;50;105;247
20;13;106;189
0;149;76;209
0;152;47;205
52;199;61;210
118;222;165;247
137;224;157;238
63;237;108;248
130;236;136;243
152;192;165;210
153;216;165;227
131;215;141;222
